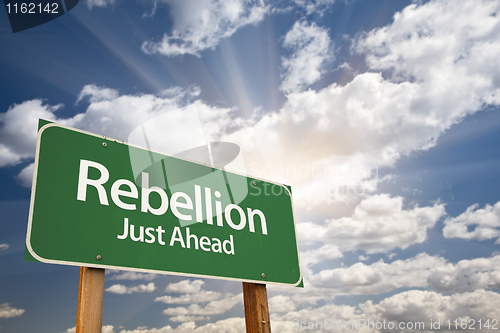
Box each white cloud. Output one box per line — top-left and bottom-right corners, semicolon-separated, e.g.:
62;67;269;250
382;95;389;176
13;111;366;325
280;21;332;93
443;201;500;242
169;315;208;323
0;85;232;186
7;0;500;209
0;100;60;167
63;325;114;333
103;326;115;333
2;0;500;207
116;323;194;333
2;5;500;301
271;302;367;333
15;162;34;188
155;291;221;304
269;295;296;313
360;289;500;332
141;0;268;57
272;289;500;333
0;244;9;251
0;303;25;318
354;0;500;130
299;243;343;277
118;318;245;333
308;253;444;295
190;318;246;333
76;84;119;103
427;255;500;293
297;194;445;254
224;0;500;208
105;282;156;294
64;286;500;333
108;271;158;281
85;0;115;10
357;0;500;103
162;293;242;317
157;280;231;318
358;254;369;261
165;279;205;294
63;85;208;142
293;0;336;16
306;253;500;297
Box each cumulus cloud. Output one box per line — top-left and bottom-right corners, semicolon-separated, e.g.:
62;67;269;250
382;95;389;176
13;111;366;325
427;255;500;293
103;326;115;333
308;253;444;295
15;162;34;188
361;289;500;332
76;84;119;103
165;279;205;293
0;84;233;186
273;289;500;333
141;0;268;57
162;293;243;320
224;0;500;208
63;84;224;143
118;318;245;333
108;271;158;281
269;295;296;313
292;0;336;16
0;303;25;318
280;21;332;93
354;0;500;133
0;87;157;168
64;325;115;333
0;244;9;251
7;0;500;206
105;282;156;294
155;291;221;304
3;0;500;207
126;289;500;333
156;279;238;321
85;0;114;10
357;0;500;102
169;315;209;323
299;243;343;277
0;100;60;167
297;194;445;254
306;253;500;297
63;325;114;333
443;201;500;242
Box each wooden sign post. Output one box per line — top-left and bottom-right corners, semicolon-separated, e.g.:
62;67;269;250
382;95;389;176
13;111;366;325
74;272;271;333
243;282;271;333
76;267;105;333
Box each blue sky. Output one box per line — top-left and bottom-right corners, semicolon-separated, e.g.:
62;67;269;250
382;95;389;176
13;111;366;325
1;0;500;332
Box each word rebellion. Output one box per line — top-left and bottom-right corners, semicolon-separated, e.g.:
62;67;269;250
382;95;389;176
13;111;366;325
75;159;269;255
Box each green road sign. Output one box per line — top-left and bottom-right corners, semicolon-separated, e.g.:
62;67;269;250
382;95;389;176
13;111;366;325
26;121;302;286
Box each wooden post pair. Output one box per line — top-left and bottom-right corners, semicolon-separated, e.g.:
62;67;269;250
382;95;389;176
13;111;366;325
75;267;271;333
